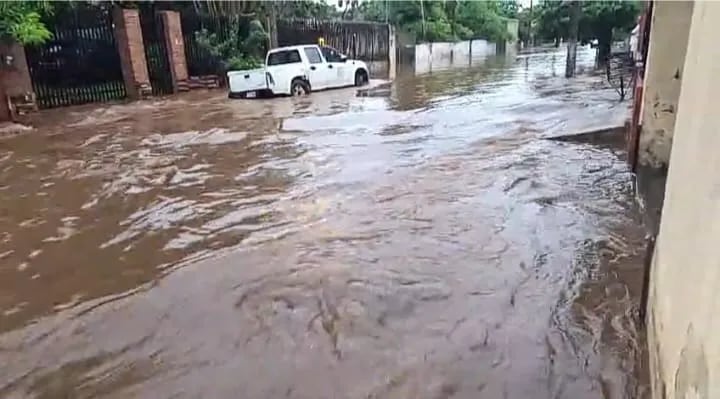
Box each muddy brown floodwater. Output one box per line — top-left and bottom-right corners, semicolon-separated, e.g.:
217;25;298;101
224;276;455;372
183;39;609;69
0;47;648;398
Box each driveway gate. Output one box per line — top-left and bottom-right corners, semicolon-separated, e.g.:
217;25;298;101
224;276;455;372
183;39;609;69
24;5;126;108
140;10;174;96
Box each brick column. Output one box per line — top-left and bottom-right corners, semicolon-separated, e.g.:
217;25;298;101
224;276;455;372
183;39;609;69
160;11;189;92
0;41;36;121
113;7;151;99
0;79;9;122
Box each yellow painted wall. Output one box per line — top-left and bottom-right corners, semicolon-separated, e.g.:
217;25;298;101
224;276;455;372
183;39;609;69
648;2;720;398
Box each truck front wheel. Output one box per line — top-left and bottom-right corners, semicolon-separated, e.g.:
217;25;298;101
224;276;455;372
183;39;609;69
291;79;310;96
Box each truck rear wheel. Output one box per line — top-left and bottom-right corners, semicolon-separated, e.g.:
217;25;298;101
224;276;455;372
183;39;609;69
291;79;310;96
354;69;369;86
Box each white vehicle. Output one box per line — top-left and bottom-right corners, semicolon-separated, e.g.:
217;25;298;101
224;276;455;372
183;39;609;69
227;44;369;98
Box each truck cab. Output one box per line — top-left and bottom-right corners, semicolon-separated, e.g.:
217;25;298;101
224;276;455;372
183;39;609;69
228;45;369;98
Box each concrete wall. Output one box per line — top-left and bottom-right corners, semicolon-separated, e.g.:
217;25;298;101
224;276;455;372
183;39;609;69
414;40;496;75
647;2;720;399
638;1;694;168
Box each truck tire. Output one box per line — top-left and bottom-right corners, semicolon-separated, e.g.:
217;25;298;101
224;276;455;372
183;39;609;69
291;79;310;96
354;69;369;86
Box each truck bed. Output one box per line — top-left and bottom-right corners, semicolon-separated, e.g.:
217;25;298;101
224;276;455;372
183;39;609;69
228;68;267;96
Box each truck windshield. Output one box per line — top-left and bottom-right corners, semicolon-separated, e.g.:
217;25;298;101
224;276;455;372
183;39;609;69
267;50;302;66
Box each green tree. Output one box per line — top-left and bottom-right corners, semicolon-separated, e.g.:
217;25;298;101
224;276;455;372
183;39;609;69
0;2;52;45
456;1;511;43
517;7;532;44
534;0;570;47
358;0;511;43
533;0;640;63
497;0;520;19
580;0;639;64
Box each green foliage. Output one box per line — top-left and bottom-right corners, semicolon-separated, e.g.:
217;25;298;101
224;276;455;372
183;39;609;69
279;0;338;19
359;0;515;43
0;2;52;45
456;1;511;43
194;21;266;73
529;0;639;63
226;55;263;70
516;7;532;44
534;1;570;44
533;0;640;46
454;23;474;41
497;0;519;18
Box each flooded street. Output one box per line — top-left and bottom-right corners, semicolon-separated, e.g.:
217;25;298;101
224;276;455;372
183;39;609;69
0;47;648;398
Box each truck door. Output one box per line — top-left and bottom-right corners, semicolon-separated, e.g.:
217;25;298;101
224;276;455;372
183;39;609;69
302;47;328;90
322;46;349;87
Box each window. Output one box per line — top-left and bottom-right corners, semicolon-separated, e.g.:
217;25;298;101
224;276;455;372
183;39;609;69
303;47;323;64
267;50;301;66
321;46;343;63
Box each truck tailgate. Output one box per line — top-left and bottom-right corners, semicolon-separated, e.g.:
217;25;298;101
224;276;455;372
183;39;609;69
228;69;267;93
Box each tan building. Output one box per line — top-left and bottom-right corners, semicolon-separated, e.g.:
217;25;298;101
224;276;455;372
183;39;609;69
646;1;720;398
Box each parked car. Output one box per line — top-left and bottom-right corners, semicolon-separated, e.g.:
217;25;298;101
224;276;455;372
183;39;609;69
227;44;369;99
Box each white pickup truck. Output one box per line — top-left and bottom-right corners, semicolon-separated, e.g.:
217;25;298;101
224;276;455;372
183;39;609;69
227;44;369;98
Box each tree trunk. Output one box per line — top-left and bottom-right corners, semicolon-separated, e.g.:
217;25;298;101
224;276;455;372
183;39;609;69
529;0;534;46
420;0;426;42
596;28;612;68
565;0;580;78
268;3;278;49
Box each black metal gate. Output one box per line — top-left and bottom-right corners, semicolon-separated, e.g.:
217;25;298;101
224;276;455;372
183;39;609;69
180;11;232;78
140;10;173;95
24;5;126;109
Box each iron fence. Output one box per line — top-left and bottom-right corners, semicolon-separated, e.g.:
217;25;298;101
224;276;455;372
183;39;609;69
140;10;174;96
181;12;232;77
24;5;126;108
606;52;636;100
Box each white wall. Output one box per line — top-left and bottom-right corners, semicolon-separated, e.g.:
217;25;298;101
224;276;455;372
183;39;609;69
648;2;720;398
413;40;497;75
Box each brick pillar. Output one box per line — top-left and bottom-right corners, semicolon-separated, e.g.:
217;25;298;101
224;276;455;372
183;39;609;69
0;41;36;121
160;11;188;92
0;79;9;122
113;7;151;99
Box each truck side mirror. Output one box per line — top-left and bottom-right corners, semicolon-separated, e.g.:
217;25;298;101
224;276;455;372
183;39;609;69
339;54;347;62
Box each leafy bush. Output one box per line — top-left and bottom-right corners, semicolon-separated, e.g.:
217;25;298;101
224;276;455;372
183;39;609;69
358;0;513;44
193;18;268;73
455;24;474;41
0;2;52;45
226;55;262;71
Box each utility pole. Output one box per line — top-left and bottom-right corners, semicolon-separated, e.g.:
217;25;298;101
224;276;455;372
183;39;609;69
565;0;581;78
